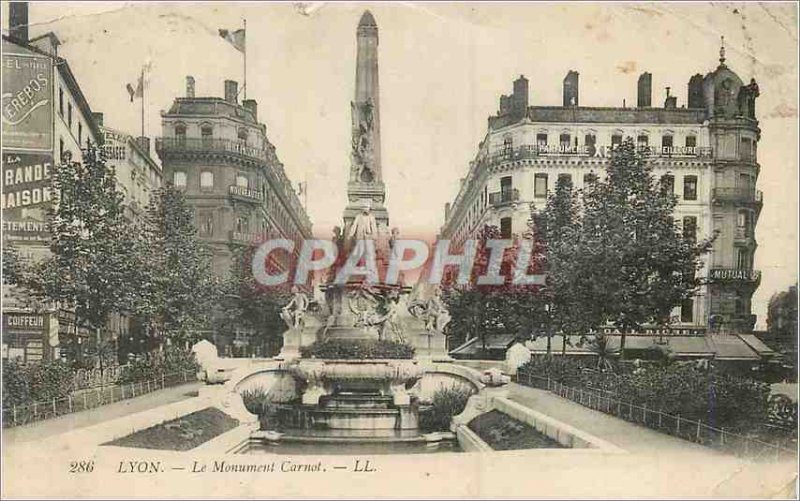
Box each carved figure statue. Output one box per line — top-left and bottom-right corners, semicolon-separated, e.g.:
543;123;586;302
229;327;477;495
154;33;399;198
351;99;376;184
409;287;451;333
347;202;379;267
281;286;309;329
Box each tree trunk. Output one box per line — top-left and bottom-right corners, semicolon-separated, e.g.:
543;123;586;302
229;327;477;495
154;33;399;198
562;334;567;356
546;334;552;356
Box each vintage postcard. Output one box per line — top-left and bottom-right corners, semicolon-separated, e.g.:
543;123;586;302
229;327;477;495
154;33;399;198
1;1;798;498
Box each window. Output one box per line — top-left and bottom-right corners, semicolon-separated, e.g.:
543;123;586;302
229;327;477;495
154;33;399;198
583;172;598;185
557;173;573;188
683;175;698;201
59;138;65;163
173;171;187;188
681;299;694;323
200;171;214;190
611;134;623;149
78;123;83;146
737;248;752;270
685;135;697;148
59;88;64;116
737;210;752;238
660;174;674;195
238;128;248;143
201;125;213;145
559;133;571;150
584;134;596;155
500;176;512;199
502;136;513;154
67;103;73;130
500;217;512;239
199;213;214;236
534;173;548;198
636;134;649;150
683;216;697;243
536;133;548;148
175;124;186;144
734;293;745;316
741;137;754;162
236;174;249;188
661;135;673;154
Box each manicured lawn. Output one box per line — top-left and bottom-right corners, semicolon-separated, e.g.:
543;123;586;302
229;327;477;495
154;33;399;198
468;410;564;450
104;407;239;451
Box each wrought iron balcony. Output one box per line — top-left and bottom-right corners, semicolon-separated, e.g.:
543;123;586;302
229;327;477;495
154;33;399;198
229;185;265;204
155;137;267;163
712;187;763;207
488;188;520;206
482;144;714;169
708;268;761;286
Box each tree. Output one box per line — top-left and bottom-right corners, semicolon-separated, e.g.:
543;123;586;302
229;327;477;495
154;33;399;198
216;242;291;357
534;174;583;355
547;138;714;362
441;225;545;357
767;284;798;342
2;240;24;285
136;185;219;347
25;145;148;368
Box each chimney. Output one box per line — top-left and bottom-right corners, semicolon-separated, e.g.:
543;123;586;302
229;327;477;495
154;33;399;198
92;112;104;127
135;136;150;156
9;2;29;43
224;80;238;104
499;94;511;115
186;76;195;98
687;74;704;108
512;75;529;117
563;71;579;107
664;87;677;109
637;72;652;107
242;99;258;120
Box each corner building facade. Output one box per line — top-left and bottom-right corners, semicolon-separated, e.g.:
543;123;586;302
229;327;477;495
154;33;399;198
156;78;313;277
441;50;762;333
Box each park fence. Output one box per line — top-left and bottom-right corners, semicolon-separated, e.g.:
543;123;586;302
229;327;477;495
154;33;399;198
2;370;197;429
517;368;796;462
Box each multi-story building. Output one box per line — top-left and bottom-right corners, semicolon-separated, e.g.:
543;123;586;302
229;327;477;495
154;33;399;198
2;3;104;363
99;122;163;223
155;77;313;355
442;46;764;344
156;77;313;277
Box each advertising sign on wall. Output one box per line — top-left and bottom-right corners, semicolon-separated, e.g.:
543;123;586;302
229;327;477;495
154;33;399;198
2;40;54;152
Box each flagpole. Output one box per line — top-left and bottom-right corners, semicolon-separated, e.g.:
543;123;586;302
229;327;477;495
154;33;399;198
243;18;247;101
140;66;145;137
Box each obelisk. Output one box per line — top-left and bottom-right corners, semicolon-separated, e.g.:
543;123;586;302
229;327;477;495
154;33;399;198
343;10;388;232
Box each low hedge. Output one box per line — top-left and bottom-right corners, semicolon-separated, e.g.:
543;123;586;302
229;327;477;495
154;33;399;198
119;346;199;384
299;339;415;360
2;360;75;407
519;355;770;433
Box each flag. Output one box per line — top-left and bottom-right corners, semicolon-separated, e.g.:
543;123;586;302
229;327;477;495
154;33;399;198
126;60;151;102
126;74;143;102
219;28;246;53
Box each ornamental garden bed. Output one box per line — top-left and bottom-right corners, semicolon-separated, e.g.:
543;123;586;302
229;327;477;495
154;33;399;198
104;407;238;451
299;339;414;359
468;410;564;450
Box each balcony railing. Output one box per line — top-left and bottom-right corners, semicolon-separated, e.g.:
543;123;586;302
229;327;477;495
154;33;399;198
708;268;761;285
156;137;268;163
712;188;763;206
229;185;265;204
488;188;520;206
483;144;713;169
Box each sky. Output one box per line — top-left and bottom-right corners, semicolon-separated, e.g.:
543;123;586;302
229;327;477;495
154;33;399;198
4;1;797;328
